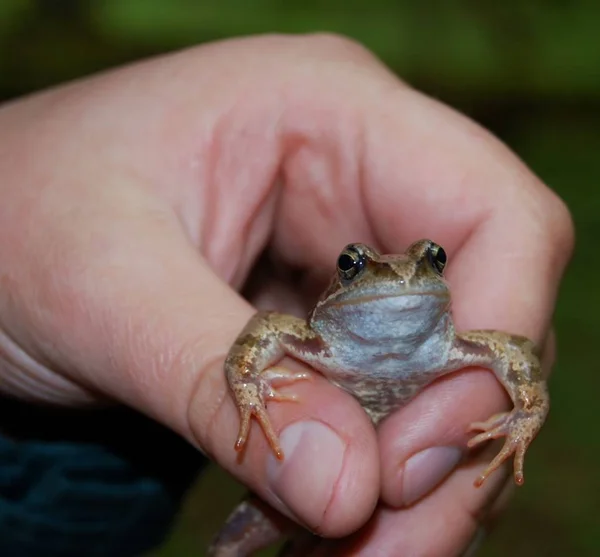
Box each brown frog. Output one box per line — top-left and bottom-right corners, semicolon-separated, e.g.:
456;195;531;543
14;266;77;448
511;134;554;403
209;239;549;556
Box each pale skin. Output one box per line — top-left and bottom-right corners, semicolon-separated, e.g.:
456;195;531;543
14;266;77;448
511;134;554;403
211;240;549;555
0;34;573;556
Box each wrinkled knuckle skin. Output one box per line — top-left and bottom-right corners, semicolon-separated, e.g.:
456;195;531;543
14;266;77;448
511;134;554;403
180;347;230;456
545;189;576;256
262;31;381;66
301;31;378;60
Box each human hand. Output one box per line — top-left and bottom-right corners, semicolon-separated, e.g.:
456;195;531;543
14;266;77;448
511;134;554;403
0;34;573;555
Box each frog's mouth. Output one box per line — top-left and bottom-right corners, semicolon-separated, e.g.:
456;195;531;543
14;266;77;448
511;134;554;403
331;290;449;307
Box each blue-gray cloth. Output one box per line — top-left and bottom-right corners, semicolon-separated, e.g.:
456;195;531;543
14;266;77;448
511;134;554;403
0;396;208;557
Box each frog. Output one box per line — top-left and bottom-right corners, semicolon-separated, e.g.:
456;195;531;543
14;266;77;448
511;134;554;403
208;239;549;556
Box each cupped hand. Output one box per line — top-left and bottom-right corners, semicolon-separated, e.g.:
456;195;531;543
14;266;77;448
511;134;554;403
0;34;573;555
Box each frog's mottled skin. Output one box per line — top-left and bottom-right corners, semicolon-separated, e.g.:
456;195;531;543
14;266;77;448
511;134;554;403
208;240;549;556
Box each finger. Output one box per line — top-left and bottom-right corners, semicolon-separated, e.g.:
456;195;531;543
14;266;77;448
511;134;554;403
267;51;574;339
0;37;395;537
378;369;507;507
0;176;379;537
377;322;557;507
310;450;509;557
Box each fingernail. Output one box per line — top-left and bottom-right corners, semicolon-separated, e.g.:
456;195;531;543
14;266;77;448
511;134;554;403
402;446;463;505
267;420;346;522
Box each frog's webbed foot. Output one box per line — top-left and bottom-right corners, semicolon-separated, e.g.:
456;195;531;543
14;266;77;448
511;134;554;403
232;367;311;460
467;409;537;487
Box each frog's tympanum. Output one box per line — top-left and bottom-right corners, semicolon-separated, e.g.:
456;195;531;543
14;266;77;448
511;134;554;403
209;240;549;556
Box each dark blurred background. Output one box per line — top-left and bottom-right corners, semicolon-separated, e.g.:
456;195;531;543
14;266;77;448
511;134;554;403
1;1;597;556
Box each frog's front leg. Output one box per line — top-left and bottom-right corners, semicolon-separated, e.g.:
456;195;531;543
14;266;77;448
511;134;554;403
226;311;326;459
452;331;549;487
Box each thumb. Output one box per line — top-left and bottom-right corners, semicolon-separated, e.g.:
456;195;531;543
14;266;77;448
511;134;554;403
0;187;379;538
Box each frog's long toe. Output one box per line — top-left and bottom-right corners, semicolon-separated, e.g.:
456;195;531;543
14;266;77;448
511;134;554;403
233;388;284;460
264;366;311;386
234;403;284;459
471;436;524;488
467;412;509;433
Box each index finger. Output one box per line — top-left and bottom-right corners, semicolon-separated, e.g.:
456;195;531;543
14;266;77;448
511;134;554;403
255;36;573;511
361;85;573;338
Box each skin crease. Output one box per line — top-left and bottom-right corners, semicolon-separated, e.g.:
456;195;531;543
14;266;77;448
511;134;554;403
0;33;573;556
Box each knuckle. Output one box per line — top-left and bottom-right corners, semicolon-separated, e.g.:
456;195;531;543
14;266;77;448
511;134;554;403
542;188;575;255
165;334;230;453
300;31;377;61
262;31;381;67
188;359;231;458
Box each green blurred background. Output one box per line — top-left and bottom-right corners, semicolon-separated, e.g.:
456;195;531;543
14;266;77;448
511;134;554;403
1;1;597;556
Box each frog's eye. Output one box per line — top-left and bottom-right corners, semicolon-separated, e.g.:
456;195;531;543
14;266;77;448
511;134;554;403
427;243;447;275
337;245;366;283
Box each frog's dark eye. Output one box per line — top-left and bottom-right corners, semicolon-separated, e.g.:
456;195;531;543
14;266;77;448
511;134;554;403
427;243;447;275
337;246;366;283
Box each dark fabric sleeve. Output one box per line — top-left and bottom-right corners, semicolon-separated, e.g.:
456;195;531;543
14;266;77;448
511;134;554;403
0;396;208;557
